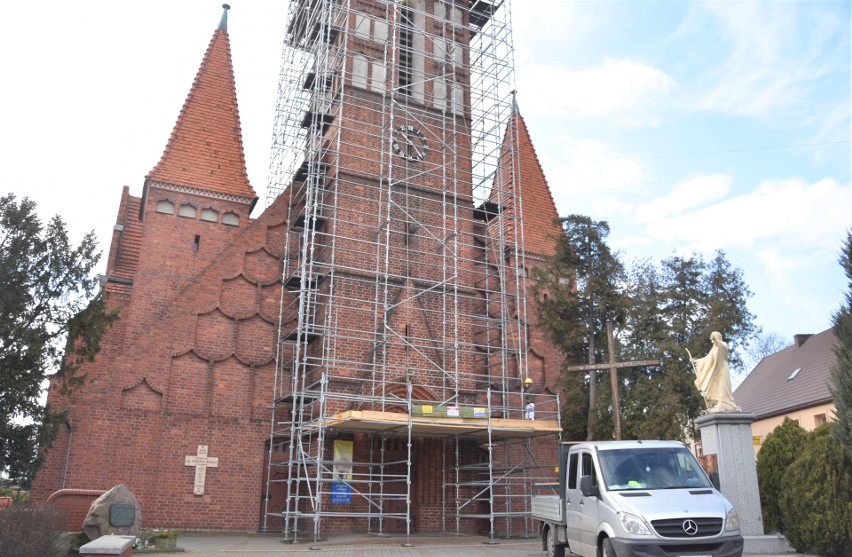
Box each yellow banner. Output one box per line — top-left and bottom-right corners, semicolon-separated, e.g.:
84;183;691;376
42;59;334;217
333;440;353;481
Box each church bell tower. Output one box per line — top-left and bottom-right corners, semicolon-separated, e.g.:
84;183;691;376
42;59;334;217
263;0;561;540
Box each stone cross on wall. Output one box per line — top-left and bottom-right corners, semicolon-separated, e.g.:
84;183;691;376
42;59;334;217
184;445;219;495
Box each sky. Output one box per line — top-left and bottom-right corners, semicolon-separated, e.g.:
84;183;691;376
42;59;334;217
1;1;849;374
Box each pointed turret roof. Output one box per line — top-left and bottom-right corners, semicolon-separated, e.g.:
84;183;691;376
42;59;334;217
147;5;257;205
490;97;563;257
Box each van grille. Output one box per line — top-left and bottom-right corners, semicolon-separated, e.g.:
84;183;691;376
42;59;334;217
651;517;723;538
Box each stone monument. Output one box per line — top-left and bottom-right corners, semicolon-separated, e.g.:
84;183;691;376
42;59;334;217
82;484;141;541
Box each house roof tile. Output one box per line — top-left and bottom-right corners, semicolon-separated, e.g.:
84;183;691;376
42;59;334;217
734;328;838;419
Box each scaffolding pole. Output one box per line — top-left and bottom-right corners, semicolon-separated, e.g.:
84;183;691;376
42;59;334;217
263;0;560;540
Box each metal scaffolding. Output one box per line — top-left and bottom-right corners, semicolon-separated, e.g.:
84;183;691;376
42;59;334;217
262;0;560;542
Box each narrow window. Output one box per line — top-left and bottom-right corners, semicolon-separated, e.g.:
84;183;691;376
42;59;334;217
370;62;386;92
567;453;578;490
352;55;369;89
398;6;414;96
193;235;201;253
354;13;370;39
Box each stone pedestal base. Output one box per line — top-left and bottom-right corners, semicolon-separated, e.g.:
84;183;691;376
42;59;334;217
696;412;763;536
743;533;795;554
79;534;134;557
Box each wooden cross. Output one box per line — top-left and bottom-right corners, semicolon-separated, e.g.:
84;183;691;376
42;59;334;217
563;321;660;440
184;445;219;495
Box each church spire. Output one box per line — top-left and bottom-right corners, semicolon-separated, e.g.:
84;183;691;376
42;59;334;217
490;94;563;257
146;5;256;206
218;4;230;31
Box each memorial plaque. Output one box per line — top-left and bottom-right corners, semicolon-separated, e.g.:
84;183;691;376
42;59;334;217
185;444;219;495
109;503;136;527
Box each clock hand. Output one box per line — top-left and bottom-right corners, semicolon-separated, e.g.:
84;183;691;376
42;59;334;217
401;135;424;159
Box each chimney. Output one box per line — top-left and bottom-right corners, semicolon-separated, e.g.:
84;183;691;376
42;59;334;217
794;334;812;347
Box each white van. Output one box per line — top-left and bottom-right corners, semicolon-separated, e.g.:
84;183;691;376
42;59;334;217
531;440;743;557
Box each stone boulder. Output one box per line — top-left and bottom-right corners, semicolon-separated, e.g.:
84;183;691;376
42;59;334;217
82;484;142;541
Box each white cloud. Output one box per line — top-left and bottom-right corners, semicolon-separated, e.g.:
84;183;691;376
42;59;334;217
545;137;649;212
635;174;731;222
512;1;588;65
637;177;850;252
685;2;848;120
517;58;675;125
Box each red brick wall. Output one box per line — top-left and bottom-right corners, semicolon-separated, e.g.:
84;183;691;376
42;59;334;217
32;0;568;537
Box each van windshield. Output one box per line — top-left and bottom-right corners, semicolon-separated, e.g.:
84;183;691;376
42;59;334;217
598;447;713;491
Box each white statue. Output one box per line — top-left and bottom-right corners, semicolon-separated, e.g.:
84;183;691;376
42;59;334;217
690;331;739;412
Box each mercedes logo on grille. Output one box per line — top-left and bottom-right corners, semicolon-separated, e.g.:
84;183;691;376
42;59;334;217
682;519;699;536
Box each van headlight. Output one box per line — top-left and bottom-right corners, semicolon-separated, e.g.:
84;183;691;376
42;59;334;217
617;511;651;535
724;508;740;533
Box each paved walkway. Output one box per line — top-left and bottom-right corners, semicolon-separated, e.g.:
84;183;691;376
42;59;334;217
142;533;809;557
163;533;544;556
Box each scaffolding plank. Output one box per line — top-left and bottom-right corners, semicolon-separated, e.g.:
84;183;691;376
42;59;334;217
319;410;560;440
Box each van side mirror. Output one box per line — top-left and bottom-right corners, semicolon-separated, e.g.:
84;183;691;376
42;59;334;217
579;475;600;498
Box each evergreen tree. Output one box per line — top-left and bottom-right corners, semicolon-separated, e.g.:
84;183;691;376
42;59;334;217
660;254;706;346
779;424;852;557
756;418;808;532
546;215;625;440
618;252;754;440
0;194;118;486
831;230;852;457
531;228;587;440
701;250;757;371
533;217;756;442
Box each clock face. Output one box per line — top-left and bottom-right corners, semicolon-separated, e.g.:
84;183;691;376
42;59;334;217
391;125;427;161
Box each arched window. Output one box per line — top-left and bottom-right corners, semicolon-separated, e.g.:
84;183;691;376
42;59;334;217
222;212;240;227
178;204;197;218
156;200;175;214
200;208;218;222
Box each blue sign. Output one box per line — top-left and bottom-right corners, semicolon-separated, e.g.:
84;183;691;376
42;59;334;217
331;482;351;504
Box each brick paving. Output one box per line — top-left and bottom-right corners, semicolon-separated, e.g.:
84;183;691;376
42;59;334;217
143;533;811;557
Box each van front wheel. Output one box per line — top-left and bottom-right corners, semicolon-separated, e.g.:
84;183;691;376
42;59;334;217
601;538;616;557
546;526;564;557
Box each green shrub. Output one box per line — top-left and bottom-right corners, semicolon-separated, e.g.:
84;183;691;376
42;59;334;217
778;424;852;557
756;417;807;532
0;501;67;557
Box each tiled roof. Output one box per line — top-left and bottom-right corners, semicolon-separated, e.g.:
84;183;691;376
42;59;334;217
105;192;143;297
734;328;838;419
146;27;256;202
490;108;563;258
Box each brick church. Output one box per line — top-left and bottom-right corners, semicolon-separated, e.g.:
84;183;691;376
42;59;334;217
32;1;567;538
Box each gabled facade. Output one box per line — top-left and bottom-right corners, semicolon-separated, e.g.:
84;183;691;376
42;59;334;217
734;328;838;456
32;2;567;537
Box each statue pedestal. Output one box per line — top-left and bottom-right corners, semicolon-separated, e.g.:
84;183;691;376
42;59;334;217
696;412;795;554
696;412;762;534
